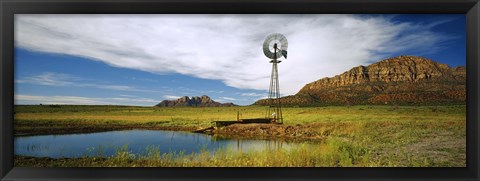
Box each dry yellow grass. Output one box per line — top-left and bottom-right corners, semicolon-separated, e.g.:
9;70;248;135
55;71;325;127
14;105;466;167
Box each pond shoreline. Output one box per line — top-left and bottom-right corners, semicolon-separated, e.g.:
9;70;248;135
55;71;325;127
14;125;196;137
15;123;327;142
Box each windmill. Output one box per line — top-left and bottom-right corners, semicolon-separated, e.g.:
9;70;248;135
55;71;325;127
263;33;288;124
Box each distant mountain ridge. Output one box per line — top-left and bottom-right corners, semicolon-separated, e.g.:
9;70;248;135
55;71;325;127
255;55;466;106
155;95;236;107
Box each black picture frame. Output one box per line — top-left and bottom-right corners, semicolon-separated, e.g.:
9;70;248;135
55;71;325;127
1;0;479;180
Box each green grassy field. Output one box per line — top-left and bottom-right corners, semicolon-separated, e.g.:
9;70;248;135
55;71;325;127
14;105;466;167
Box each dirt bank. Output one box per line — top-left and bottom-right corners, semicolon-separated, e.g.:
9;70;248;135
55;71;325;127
212;123;326;141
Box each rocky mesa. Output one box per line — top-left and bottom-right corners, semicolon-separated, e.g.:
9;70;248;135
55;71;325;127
255;55;466;106
155;95;236;107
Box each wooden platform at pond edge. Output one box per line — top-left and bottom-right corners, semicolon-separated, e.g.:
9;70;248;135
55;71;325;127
193;118;279;133
213;118;276;127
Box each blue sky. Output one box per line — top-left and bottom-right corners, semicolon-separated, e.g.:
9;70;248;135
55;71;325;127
14;14;465;106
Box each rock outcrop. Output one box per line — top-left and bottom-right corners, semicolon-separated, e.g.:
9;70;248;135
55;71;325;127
156;95;236;107
255;55;466;106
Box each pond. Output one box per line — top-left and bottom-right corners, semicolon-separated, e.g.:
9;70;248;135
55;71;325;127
14;130;309;158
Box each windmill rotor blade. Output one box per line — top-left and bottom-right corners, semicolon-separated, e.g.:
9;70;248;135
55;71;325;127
263;33;288;60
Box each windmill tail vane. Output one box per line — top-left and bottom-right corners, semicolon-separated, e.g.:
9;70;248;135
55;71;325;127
282;50;288;59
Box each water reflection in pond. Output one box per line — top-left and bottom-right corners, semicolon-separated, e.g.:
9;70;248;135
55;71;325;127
14;130;310;158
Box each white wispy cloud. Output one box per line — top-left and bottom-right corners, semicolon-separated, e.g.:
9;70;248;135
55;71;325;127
16;72;156;92
206;90;224;94
163;95;181;100
219;96;236;101
15;72;77;86
15;94;159;106
240;92;267;97
15;14;453;95
132;77;158;82
118;94;140;98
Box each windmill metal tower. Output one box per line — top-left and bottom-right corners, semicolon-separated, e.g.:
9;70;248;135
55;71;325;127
262;33;288;124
